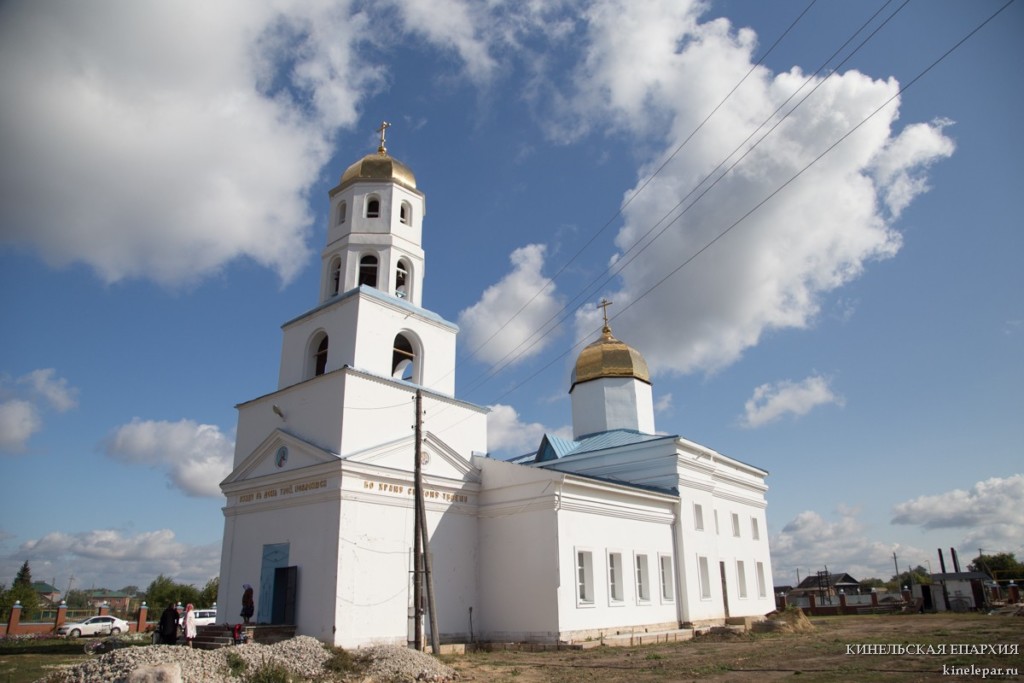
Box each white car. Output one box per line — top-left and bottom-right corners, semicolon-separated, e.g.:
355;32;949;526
179;609;217;628
59;615;131;638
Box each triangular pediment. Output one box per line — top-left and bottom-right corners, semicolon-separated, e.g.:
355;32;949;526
222;429;339;486
342;431;479;483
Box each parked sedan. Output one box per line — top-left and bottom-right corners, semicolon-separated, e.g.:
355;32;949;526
58;615;130;638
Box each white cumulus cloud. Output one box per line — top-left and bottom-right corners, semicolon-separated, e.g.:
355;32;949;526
104;418;234;498
891;475;1024;551
741;375;843;428
0;369;78;452
771;507;929;583
561;2;953;376
11;528;220;589
487;403;570;457
0;399;42;452
459;244;565;367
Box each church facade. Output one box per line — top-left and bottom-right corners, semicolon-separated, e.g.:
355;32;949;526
215;131;775;647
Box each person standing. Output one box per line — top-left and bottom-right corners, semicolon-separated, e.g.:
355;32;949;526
182;603;197;647
158;603;179;645
241;584;254;625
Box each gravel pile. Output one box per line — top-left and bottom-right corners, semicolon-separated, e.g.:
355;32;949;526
356;645;458;682
39;636;457;683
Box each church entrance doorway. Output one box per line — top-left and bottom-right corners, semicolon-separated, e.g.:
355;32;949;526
258;543;290;624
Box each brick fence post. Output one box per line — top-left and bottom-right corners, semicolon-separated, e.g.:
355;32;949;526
98;602;110;617
136;603;148;633
871;591;879;607
1008;583;1020;604
7;602;22;636
55;601;67;633
839;592;848;615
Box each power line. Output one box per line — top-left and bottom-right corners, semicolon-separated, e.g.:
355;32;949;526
458;0;908;401
455;0;1016;417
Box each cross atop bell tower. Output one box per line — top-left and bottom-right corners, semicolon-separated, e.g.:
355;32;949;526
376;120;391;154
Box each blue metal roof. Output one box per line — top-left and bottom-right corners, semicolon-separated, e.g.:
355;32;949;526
527;429;674;464
282;285;458;330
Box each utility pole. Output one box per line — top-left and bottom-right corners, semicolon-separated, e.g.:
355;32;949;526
413;392;424;651
413;389;440;654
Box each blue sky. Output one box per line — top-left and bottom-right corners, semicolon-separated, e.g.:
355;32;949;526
1;0;1021;593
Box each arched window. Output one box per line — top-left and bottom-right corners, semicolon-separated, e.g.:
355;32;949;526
366;196;380;218
359;254;379;288
399;201;412;225
312;333;329;377
395;259;409;299
337;201;347;225
392;333;416;382
329;256;342;296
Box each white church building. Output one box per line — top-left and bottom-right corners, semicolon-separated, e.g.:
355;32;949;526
215;130;775;647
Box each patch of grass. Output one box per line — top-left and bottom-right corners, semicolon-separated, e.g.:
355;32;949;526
246;657;292;683
322;645;360;674
225;649;248;677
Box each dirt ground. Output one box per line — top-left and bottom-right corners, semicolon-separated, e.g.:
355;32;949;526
445;613;1024;683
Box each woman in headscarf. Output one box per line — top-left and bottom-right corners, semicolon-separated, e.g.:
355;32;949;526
158;602;178;645
241;584;254;625
182;603;197;647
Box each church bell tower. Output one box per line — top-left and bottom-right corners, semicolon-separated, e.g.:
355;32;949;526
274;122;457;395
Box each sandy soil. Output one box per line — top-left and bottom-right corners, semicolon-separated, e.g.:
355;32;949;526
445;612;1024;682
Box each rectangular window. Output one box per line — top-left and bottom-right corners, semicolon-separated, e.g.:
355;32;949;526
737;561;748;599
635;554;650;602
698;556;711;599
693;503;704;531
659;555;674;601
576;550;594;605
608;552;624;602
756;562;767;598
751;517;760;540
732;513;741;537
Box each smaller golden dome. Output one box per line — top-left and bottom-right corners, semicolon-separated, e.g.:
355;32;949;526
339;150;417;191
570;324;651;391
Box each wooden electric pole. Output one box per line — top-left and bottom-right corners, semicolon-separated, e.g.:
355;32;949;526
413;389;440;654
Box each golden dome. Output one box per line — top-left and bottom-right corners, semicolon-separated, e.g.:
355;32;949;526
338;150;417;191
570;324;651;391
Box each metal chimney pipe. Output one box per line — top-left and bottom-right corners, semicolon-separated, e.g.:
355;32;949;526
938;548;947;574
950;547;961;573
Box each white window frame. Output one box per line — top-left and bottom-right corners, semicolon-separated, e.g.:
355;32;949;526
635;553;651;603
751;517;760;540
756;561;768;598
607;551;624;604
658;554;675;602
693;503;704;531
576;549;595;607
737;560;748;599
732;512;741;538
698;555;712;600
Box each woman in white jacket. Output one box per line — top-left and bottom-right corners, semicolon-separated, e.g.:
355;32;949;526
182;603;197;647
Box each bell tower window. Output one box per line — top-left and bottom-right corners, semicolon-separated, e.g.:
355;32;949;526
337;201;347;225
366;196;380;218
395;259;409;299
329;256;342;296
359;254;379;288
399;201;411;225
311;333;329;377
392;333;416;382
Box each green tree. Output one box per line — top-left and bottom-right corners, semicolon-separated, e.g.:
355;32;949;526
143;574;201;610
969;553;1023;584
64;589;91;609
198;577;219;608
8;561;39;617
859;577;887;592
888;565;930;591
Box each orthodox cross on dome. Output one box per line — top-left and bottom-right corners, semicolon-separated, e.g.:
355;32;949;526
376;120;391;154
598;298;613;334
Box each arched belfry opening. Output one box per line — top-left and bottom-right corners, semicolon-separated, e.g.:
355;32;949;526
366;196;381;218
359;254;379;288
392;333;417;382
310;332;329;378
395;259;410;299
329;256;342;296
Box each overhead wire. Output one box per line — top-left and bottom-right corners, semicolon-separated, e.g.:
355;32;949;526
431;0;1015;439
457;0;906;401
